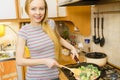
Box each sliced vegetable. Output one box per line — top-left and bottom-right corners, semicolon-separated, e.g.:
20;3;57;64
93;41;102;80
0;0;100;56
78;64;101;80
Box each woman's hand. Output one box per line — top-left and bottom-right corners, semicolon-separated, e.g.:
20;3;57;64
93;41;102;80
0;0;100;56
45;58;59;68
70;48;79;60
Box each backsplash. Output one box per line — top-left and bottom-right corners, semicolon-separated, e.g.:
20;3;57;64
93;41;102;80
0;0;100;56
91;2;120;67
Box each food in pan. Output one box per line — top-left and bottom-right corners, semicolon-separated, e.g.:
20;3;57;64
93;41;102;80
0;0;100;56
73;64;101;80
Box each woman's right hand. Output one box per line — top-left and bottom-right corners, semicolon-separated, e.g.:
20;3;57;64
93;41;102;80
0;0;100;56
45;58;59;68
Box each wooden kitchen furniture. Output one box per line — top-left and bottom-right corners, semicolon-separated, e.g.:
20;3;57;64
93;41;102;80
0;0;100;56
0;58;18;80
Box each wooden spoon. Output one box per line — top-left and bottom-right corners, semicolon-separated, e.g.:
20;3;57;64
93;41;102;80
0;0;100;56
59;65;80;76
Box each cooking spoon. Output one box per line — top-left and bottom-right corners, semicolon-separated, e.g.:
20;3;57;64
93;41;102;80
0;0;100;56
93;17;97;43
100;17;105;47
59;65;80;76
95;17;100;44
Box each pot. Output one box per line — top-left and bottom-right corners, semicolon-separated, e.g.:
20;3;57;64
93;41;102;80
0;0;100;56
85;52;107;67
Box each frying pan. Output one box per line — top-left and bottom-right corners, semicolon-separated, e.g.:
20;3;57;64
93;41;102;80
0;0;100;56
61;62;102;80
60;55;102;80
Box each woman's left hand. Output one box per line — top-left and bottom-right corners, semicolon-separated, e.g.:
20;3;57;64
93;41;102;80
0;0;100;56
70;48;79;60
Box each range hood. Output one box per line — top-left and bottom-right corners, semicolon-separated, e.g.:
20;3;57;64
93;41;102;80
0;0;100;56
58;0;97;6
58;0;120;6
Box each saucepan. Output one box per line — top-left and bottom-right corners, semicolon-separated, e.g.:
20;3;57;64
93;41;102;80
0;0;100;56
85;52;107;67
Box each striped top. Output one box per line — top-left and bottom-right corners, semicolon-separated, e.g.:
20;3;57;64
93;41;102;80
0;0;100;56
18;20;59;80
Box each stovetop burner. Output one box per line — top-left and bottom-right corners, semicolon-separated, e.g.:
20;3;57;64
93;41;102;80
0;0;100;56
100;64;120;80
60;64;120;80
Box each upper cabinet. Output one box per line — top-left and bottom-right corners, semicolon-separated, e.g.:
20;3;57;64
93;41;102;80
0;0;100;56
19;0;66;19
0;0;17;19
46;0;57;17
58;7;67;17
19;0;29;19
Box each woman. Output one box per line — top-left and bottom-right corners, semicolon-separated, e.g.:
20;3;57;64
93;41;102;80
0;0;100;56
16;0;78;80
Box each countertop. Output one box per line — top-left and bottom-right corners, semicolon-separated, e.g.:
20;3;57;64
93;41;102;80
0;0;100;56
0;57;15;62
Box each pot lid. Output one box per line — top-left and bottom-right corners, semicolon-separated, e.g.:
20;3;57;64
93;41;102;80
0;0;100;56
85;52;107;59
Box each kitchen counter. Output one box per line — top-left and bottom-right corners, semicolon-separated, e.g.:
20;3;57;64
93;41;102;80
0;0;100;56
0;58;18;80
0;57;15;62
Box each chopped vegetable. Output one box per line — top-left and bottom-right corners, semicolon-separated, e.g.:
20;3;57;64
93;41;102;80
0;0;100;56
73;64;101;80
78;64;101;80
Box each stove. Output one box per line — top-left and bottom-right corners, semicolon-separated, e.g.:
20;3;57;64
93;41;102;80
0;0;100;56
60;63;120;80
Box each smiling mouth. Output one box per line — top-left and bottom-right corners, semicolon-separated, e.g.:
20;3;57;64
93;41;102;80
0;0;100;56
35;16;41;19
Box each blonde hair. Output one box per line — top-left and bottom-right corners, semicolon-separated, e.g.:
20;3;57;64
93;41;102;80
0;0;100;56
25;0;61;60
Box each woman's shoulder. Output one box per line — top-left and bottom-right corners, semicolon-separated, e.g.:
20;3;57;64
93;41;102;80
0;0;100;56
20;24;30;30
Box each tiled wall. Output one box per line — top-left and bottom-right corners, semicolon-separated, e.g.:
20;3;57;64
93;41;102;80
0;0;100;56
91;2;120;67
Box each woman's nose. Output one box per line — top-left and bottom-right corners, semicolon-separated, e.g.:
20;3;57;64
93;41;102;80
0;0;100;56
36;10;40;14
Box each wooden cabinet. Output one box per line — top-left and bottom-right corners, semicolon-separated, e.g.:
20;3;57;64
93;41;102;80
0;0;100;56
0;0;66;21
0;59;17;80
18;0;66;19
54;6;91;36
46;0;57;17
19;0;29;19
0;0;17;19
58;7;67;17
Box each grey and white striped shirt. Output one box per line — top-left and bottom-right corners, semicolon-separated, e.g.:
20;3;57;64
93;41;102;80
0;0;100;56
18;20;59;80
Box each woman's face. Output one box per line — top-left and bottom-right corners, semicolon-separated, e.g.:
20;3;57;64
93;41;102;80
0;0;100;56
29;0;45;24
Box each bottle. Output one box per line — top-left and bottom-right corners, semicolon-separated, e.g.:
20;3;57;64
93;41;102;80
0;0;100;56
84;39;90;52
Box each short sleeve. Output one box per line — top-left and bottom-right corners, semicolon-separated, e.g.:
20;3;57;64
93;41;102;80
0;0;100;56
18;25;28;40
47;19;56;30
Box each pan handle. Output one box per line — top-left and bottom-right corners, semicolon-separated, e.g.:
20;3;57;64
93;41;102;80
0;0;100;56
74;55;80;63
70;51;80;63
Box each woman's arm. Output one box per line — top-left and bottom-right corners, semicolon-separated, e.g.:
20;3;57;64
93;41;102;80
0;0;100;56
60;37;78;59
54;23;78;59
16;36;59;68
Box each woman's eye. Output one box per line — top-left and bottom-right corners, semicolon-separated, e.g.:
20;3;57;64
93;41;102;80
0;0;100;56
31;8;36;10
30;7;45;11
39;8;45;10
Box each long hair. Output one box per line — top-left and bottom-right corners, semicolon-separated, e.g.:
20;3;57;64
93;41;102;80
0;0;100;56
25;0;61;60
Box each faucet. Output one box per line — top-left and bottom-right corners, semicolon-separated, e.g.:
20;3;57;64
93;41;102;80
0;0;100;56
0;44;3;51
0;44;11;51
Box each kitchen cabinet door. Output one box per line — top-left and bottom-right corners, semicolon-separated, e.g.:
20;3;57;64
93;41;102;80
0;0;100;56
0;60;17;80
46;0;66;17
46;0;57;17
58;7;67;17
0;0;17;19
19;0;29;19
19;0;58;18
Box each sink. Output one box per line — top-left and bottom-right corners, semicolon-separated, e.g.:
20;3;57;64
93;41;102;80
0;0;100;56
0;50;15;59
